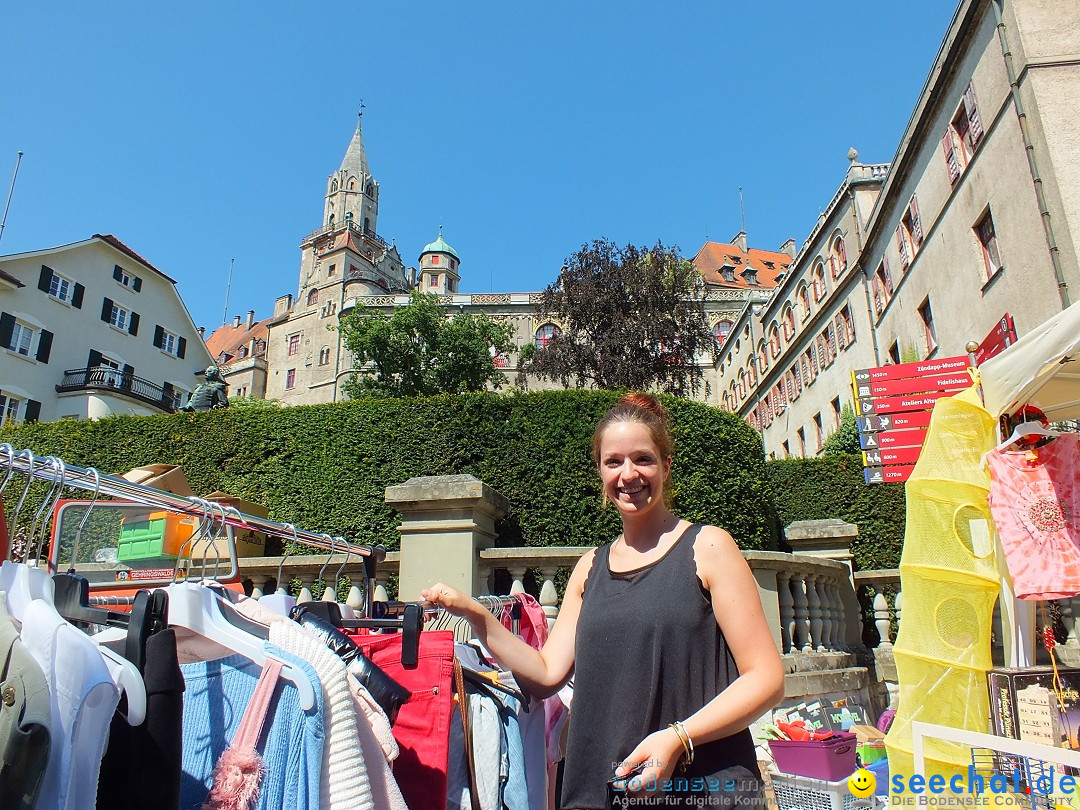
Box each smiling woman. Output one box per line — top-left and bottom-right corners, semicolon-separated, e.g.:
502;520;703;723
424;392;785;809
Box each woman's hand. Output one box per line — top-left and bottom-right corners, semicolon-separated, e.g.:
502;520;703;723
614;727;684;797
421;582;479;620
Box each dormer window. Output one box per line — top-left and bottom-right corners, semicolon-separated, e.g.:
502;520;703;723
741;268;759;286
729;256;743;265
720;265;736;283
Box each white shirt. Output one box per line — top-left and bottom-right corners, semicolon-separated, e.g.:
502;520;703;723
20;599;120;810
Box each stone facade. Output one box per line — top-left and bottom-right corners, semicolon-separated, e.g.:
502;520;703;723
717;0;1080;457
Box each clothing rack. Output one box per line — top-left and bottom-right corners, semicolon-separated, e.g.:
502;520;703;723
0;445;379;559
0;445;386;616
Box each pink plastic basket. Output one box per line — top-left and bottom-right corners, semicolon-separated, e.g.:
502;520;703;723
768;732;858;781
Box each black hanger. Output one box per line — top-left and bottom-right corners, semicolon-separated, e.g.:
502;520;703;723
52;573;129;629
290;601;423;667
125;589;169;673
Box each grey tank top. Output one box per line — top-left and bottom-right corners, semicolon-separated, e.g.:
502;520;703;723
560;524;760;809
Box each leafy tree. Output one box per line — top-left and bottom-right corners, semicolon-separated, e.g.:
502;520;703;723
518;240;714;396
822;403;861;456
340;291;515;398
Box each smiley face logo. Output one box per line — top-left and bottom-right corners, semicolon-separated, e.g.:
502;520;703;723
848;768;876;798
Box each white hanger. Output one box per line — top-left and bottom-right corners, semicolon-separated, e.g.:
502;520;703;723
995;419;1061;452
96;643;148;726
258;523;298;617
165;501;315;709
7;456;61;621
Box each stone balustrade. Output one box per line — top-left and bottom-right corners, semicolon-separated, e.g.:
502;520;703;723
237;551;400;608
853;569;902;647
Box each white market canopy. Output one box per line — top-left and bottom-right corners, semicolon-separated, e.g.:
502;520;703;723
981;300;1080;420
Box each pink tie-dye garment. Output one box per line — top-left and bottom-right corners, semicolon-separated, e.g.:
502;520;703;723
987;433;1080;600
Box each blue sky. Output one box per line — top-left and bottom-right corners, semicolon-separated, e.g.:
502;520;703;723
1;1;958;333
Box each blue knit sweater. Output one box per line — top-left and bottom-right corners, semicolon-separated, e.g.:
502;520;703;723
179;646;325;810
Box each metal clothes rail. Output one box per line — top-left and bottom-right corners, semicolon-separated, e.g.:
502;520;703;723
0;445;384;561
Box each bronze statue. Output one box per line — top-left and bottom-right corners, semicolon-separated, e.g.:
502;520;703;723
181;366;229;412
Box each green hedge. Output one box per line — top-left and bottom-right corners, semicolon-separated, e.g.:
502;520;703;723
0;391;779;553
765;454;906;571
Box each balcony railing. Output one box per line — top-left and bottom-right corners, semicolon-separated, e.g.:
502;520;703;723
301;218;390;250
56;366;177;413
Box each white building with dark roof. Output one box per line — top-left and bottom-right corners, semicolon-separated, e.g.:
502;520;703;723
0;234;213;422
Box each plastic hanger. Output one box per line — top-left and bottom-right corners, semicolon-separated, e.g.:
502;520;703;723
97;641;148;726
7;456;61;621
994;419;1061;452
165;500;315;710
259;523;298;616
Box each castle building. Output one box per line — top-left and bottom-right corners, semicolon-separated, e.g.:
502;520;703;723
257;116;774;406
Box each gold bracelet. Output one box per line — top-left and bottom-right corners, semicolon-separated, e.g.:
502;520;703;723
668;721;694;770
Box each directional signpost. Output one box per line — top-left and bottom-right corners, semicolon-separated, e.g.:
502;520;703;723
974;314;1017;365
852;355;972;484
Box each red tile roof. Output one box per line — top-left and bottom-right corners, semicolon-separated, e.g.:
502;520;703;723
92;233;178;283
692;241;791;289
204;316;272;363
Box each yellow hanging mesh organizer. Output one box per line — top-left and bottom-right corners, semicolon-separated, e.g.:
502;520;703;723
884;380;1001;785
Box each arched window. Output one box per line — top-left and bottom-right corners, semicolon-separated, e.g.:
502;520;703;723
348;179;356;191
363;217;371;234
366;182;375;197
812;263;827;302
722;391;731;411
307;289;319;306
797;285;811;320
768;324;781;359
328;213;335;228
757;340;769;372
534;323;561;351
712;320;733;349
830;236;847;278
747;360;757;386
738;371;747;401
330;180;338;193
319;346;331;366
781;306;795;341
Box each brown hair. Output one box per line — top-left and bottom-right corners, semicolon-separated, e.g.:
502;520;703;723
591;393;674;475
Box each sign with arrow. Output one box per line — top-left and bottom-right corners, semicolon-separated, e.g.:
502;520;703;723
863;465;916;484
852;355;973;485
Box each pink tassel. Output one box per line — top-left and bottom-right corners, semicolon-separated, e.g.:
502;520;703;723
202;745;266;810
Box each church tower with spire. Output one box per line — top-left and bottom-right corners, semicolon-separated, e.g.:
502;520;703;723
267;112;409;405
324;111;379;235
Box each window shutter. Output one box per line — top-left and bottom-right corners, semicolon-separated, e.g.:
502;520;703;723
177;336;187;359
942;130;961;183
24;400;41;423
965;82;983;146
113;265;123;282
909;196;923;246
153;325;164;348
72;283;84;309
162;381;174;409
121;364;134;391
128;312;140;336
38;265;53;292
88;349;103;368
132;276;142;292
0;312;14;350
101;298;113;323
896;226;910;269
36;329;53;364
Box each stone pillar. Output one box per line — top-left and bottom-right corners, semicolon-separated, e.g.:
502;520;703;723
786;519;863;648
386;474;509;601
